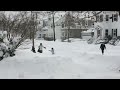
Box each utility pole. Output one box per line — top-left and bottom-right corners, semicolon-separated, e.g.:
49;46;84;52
52;12;56;41
31;11;36;53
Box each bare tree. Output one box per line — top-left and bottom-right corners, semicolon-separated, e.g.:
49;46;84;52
64;11;75;42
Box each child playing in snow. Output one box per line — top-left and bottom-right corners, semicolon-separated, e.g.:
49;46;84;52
38;43;46;53
49;48;55;55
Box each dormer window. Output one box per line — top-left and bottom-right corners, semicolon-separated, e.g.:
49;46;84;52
100;15;103;22
106;15;109;21
96;15;100;22
114;14;118;21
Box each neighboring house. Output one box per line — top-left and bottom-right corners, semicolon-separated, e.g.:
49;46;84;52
61;17;94;40
93;11;120;40
36;26;48;39
81;28;94;40
36;12;94;40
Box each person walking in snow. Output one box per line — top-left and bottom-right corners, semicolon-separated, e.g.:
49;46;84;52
100;43;106;55
49;48;55;55
38;43;46;53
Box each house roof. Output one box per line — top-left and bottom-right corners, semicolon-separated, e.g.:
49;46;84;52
82;28;95;33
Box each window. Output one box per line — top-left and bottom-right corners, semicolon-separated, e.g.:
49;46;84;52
62;24;64;28
106;15;109;21
85;20;88;26
114;30;116;36
51;24;53;28
39;34;41;38
96;15;100;22
105;29;108;36
114;14;118;21
100;15;103;22
112;29;117;37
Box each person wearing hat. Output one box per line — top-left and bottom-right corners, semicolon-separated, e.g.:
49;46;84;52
38;43;46;53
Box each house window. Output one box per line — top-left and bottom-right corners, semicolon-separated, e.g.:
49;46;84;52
62;24;64;28
114;30;116;36
96;15;100;22
112;29;117;37
105;29;108;37
85;20;88;26
39;34;41;38
51;24;53;28
106;15;109;21
100;15;103;22
114;14;118;21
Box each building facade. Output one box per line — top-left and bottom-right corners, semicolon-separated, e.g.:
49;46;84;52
36;12;94;40
93;11;120;40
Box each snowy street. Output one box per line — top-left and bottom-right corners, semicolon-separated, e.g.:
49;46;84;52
0;39;120;79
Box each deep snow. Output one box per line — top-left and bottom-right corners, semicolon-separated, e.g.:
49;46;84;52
0;39;120;79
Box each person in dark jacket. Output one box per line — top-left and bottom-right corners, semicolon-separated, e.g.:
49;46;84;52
100;43;106;55
38;43;46;53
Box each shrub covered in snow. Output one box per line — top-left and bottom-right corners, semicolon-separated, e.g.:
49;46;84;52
0;31;19;60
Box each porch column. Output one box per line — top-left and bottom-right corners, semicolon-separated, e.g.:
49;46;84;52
101;29;104;39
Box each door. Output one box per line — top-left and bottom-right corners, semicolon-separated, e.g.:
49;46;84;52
97;30;101;38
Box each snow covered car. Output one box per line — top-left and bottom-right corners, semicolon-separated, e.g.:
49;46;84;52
87;38;94;44
95;38;108;44
109;38;117;45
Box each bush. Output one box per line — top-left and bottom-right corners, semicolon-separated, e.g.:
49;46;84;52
106;35;112;41
117;36;120;40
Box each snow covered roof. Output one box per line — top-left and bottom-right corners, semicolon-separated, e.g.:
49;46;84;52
82;28;95;33
3;31;7;34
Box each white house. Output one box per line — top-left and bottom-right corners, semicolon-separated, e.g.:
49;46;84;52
36;13;65;40
93;11;120;40
36;12;94;40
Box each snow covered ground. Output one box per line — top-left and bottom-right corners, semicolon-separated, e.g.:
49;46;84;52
1;39;120;79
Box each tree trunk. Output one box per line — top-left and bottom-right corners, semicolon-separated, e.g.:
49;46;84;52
68;26;70;42
32;26;36;53
30;29;32;40
33;32;35;47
